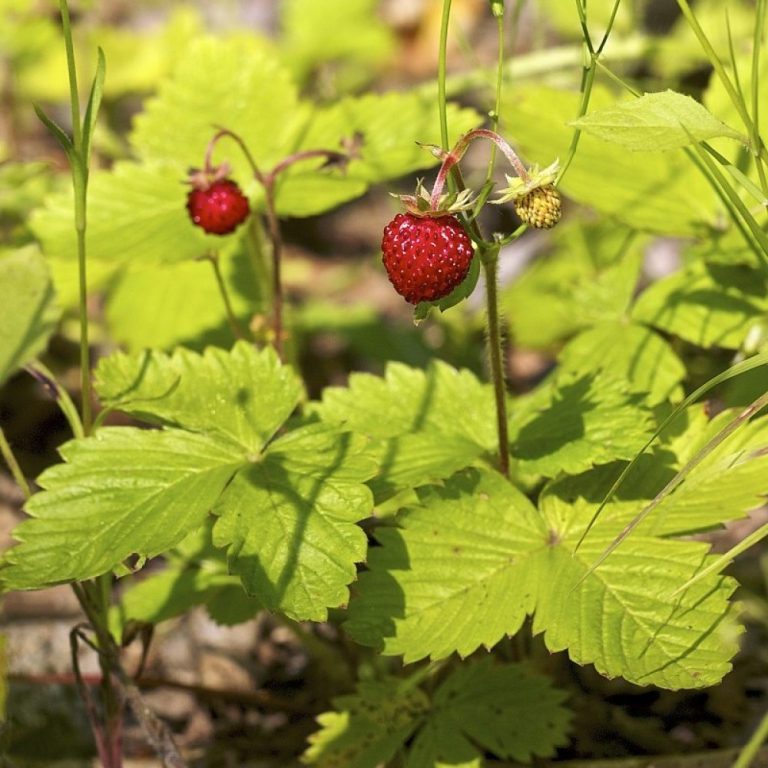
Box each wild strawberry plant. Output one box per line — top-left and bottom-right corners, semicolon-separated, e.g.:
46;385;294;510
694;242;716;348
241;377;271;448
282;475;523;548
1;0;768;766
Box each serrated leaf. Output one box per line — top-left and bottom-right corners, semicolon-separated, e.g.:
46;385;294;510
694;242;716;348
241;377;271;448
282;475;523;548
418;659;570;763
345;468;546;660
104;248;265;351
347;466;740;688
95;342;303;453
632;262;768;349
281;0;395;86
558;321;686;404
571;90;744;150
509;371;656;477
212;425;376;621
131;36;303;172
317;361;497;497
0;245;59;385
0;428;244;590
305;660;570;768
532;506;740;688
274;91;482;217
500;85;717;235
304;678;430;768
30;160;232;305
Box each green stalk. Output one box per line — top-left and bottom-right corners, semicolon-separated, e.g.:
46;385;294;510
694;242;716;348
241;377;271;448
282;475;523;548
59;0;82;150
733;707;768;768
676;0;754;134
438;0;453;152
59;0;92;436
481;244;510;477
484;10;506;185
0;427;31;499
203;251;246;341
751;0;768;194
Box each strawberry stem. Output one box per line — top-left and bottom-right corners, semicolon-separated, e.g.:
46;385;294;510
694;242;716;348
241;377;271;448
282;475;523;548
479;242;510;478
429;128;529;209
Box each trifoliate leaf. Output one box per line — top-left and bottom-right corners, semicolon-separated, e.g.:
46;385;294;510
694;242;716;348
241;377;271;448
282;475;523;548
509;371;655;477
303;678;430;768
96;342;303;453
305;660;570;768
558;321;686;404
213;424;377;621
345;468;546;660
570;90;744;150
412;659;570;764
316;361;497;498
0;245;59;385
347;466;740;689
501;85;717;235
0;428;244;590
632;263;768;349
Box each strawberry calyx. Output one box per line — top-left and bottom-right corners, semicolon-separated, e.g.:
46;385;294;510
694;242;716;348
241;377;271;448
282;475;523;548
186;162;234;191
391;179;476;218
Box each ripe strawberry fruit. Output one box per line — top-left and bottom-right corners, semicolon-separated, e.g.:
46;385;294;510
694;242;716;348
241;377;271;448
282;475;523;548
381;213;473;304
186;178;250;235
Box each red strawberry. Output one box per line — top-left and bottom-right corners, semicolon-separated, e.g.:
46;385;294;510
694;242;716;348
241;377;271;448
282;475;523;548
381;213;474;304
186;178;250;235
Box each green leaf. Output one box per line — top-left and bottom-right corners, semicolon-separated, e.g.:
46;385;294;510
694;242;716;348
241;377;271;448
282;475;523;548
509;371;656;477
95;342;303;453
113;524;262;631
33;104;74;162
533;506;740;689
347;467;741;689
500;220;644;348
316;361;497;497
345;468;546;661
81;46;106;165
0;245;59;385
410;660;570;764
31;160;242;309
281;0;395;87
558;321;686;404
632;262;768;349
500;85;717;235
0;428;244;590
571;90;745;150
305;660;570;768
274;91;482;217
304;678;430;768
131;36;302;172
104;248;265;352
212;425;376;621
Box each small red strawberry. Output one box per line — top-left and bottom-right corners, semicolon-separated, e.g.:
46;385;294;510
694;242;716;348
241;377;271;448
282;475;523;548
381;212;474;305
186;174;250;235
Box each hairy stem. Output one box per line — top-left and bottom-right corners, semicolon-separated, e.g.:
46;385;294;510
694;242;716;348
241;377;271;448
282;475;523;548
481;245;510;477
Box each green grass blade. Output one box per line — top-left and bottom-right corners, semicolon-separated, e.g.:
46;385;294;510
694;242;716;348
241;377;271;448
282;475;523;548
575;350;768;552
82;47;106;166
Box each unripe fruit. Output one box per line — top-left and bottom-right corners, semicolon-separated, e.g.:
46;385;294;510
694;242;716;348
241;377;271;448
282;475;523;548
514;185;561;229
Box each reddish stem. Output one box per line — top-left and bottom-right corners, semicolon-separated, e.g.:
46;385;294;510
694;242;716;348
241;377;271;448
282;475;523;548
429;128;529;209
